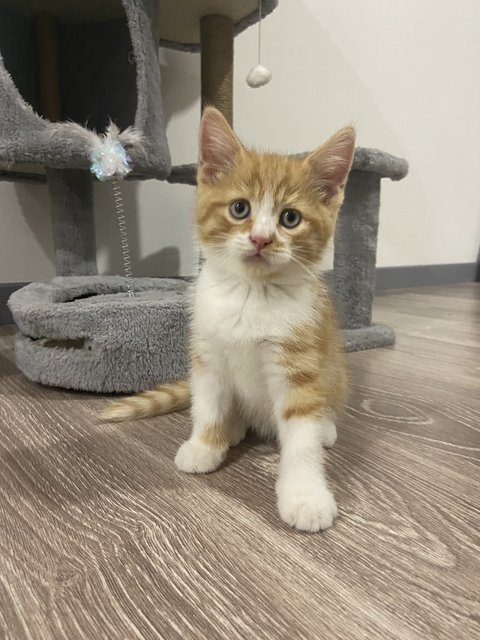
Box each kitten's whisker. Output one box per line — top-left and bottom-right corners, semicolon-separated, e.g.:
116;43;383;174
205;245;239;265
292;247;320;260
289;255;319;281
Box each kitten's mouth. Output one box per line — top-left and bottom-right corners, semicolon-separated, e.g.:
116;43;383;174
244;252;269;265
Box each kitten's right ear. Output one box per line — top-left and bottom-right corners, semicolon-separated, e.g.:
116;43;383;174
305;127;356;202
198;107;242;184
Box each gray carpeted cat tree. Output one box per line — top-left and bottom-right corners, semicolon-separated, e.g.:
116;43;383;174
2;0;408;393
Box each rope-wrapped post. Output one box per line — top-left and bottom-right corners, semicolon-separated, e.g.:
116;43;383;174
200;14;234;125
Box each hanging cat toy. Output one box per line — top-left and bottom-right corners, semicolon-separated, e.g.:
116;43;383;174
89;123;142;298
246;1;272;88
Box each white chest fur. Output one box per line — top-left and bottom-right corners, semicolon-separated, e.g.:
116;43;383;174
193;262;318;433
194;262;315;344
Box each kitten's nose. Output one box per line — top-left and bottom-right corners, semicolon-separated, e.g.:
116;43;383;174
250;234;272;252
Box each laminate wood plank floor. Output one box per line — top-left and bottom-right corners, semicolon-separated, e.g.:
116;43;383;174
1;284;479;640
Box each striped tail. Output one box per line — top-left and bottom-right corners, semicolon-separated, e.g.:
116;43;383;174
99;380;191;422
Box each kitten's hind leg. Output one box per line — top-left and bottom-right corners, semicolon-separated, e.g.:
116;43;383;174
175;436;227;474
321;417;337;449
175;367;231;474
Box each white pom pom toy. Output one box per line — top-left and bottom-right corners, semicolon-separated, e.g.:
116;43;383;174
246;2;272;89
246;64;272;88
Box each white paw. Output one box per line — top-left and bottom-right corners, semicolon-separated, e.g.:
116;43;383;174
175;439;226;474
276;483;338;532
322;419;337;448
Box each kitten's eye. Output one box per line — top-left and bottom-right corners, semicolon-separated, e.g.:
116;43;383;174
280;209;301;228
229;200;251;220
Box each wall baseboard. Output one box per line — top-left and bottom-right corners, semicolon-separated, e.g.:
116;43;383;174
1;264;478;325
375;262;478;290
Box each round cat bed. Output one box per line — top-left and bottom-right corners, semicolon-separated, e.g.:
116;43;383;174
8;276;190;393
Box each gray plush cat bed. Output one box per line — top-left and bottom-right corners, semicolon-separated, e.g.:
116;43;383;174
1;0;408;393
9;277;190;393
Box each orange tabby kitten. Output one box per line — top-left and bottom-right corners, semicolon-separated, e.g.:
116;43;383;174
102;107;355;532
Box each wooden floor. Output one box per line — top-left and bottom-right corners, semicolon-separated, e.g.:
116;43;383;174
0;284;479;640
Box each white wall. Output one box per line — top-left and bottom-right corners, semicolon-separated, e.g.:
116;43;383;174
1;0;479;282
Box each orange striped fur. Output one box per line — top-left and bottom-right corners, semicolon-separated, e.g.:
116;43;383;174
281;294;347;422
100;380;190;422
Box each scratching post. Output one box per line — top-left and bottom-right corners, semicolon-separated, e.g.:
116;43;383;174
33;16;98;276
47;168;97;276
332;148;409;351
334;171;381;330
35;12;97;277
200;14;234;124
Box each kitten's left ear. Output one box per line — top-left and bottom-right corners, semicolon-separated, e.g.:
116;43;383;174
305;127;356;201
198;107;243;184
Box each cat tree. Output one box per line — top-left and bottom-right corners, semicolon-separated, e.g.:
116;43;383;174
2;0;408;392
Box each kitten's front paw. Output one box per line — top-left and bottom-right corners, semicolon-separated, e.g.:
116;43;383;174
175;439;226;474
276;483;338;532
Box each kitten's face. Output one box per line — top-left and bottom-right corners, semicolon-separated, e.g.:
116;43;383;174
196;108;355;278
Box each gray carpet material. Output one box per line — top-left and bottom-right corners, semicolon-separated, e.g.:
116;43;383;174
167;147;409;185
0;0;170;178
334;171;381;330
342;324;395;352
0;0;172;281
9;277;191;393
47;167;98;276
